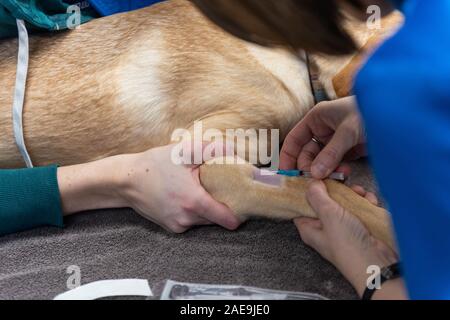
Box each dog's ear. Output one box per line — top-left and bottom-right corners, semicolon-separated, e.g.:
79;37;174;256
332;12;404;97
332;36;381;98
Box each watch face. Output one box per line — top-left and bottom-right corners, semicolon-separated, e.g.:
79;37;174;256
381;263;401;279
381;267;394;279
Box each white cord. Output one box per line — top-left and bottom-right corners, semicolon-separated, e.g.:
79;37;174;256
12;19;33;168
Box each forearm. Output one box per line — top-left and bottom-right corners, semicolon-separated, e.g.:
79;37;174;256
57;154;131;215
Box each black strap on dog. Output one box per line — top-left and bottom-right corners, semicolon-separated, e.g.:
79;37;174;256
306;53;330;105
362;262;402;300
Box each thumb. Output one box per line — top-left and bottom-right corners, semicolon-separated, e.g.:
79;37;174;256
294;218;326;251
197;189;241;230
185;140;234;168
202;140;235;163
311;124;357;179
306;180;344;224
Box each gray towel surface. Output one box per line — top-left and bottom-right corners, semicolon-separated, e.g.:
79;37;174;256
0;160;379;300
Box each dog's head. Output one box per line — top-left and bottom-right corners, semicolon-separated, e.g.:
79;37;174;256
191;0;403;99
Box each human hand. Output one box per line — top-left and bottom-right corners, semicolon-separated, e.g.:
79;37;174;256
118;143;241;233
294;181;405;298
280;96;367;179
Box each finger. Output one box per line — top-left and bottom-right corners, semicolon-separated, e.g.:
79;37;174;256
294;219;326;250
311;124;358;179
201;140;235;164
171;140;201;168
297;140;322;170
365;192;379;206
294;217;323;230
279;119;313;170
197;190;241;230
335;163;352;177
306;180;344;223
350;185;367;197
175;140;233;169
194;218;214;226
350;185;379;206
344;144;367;161
185;214;213;226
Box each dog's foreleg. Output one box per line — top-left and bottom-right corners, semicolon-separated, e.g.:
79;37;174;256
200;159;395;251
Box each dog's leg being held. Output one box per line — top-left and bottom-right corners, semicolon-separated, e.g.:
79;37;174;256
200;158;395;251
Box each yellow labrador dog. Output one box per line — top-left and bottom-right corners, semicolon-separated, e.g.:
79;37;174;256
0;0;401;247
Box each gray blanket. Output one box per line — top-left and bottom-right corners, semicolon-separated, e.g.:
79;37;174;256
0;161;379;300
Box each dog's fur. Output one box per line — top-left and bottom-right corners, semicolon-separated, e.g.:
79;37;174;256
0;0;401;168
0;0;402;245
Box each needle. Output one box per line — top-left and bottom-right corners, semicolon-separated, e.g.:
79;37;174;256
277;170;346;182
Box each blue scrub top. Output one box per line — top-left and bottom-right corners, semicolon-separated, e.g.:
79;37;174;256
355;0;450;299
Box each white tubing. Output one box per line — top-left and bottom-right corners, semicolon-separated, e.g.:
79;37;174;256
12;19;33;168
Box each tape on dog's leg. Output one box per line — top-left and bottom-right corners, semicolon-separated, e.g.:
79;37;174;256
12;19;33;168
54;279;153;300
253;168;283;187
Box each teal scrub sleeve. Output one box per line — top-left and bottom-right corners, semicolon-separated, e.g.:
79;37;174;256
0;165;64;236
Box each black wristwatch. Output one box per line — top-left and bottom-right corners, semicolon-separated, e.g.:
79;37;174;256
362;262;402;300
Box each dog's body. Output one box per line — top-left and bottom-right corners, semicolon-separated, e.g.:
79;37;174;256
0;0;401;168
0;0;402;245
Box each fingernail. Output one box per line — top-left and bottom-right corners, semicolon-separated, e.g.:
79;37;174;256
312;163;327;178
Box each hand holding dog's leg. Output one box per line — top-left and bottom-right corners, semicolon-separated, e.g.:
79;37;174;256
58;143;240;233
118;144;240;233
295;180;406;299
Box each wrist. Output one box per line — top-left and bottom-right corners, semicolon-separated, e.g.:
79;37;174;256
111;153;142;209
338;246;398;298
341;261;406;299
100;154;135;208
58;154;133;214
112;150;159;212
346;261;375;298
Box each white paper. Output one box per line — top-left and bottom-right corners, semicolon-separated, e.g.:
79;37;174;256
54;279;152;300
